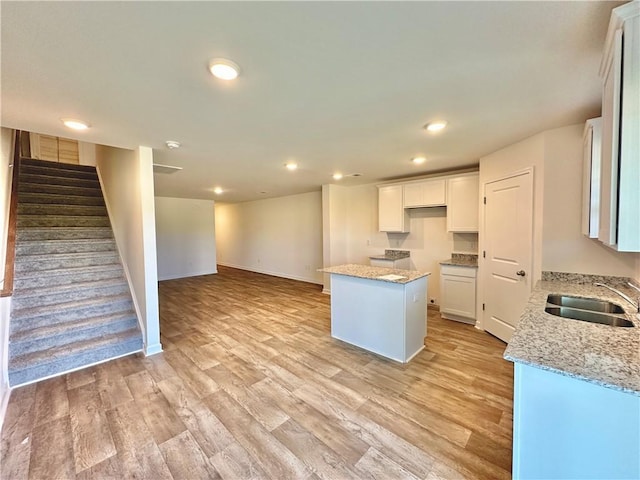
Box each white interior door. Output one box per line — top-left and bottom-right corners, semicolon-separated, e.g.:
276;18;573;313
483;170;533;343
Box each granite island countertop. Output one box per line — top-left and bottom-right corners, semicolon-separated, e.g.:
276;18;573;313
321;264;430;284
439;253;478;268
504;274;640;396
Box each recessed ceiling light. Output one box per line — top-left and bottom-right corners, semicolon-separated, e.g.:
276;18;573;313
165;140;181;149
424;121;447;132
213;187;223;195
411;157;427;165
61;118;90;130
209;58;241;80
333;173;343;180
285;162;298;171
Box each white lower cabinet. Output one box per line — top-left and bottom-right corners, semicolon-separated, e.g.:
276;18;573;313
513;363;639;480
440;265;476;324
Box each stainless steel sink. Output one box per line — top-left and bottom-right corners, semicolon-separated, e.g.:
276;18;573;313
546;294;625;314
544;306;634;327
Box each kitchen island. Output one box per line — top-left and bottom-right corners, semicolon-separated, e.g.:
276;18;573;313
504;273;639;480
322;264;430;363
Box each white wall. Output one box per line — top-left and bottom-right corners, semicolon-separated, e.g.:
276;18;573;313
0;128;14;430
96;145;161;356
322;185;349;292
542;124;639;277
78;141;96;166
155;197;217;281
322;182;477;304
215;191;323;284
479;132;546;284
477;124;640;329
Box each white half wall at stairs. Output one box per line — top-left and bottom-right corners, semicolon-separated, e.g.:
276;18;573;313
96;145;162;356
155;197;217;281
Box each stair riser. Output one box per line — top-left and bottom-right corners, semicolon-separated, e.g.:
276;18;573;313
12;283;130;310
20;165;98;181
16;240;116;256
19;174;100;189
8;337;143;387
19;183;102;197
13;268;124;289
10;299;135;333
9;317;139;357
19;193;105;206
18;204;108;217
15;253;120;272
17;216;111;228
17;228;114;242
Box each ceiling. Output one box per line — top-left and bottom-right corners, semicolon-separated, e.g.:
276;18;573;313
1;1;621;203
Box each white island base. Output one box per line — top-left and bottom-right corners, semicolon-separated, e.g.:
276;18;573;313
329;272;428;363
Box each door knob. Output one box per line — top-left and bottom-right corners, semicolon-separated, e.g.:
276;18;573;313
516;270;526;277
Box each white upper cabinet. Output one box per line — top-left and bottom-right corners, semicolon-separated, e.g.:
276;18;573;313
446;174;479;232
598;2;640;252
403;179;446;208
581;118;602;239
378;185;409;232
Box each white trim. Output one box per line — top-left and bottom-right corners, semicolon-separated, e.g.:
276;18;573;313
322;288;331;295
8;348;143;389
478;166;535;334
0;296;11;433
95;166;147;343
0;384;10;434
158;268;218;282
217;262;323;286
144;343;163;356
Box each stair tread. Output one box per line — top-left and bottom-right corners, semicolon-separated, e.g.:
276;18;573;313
11;293;133;319
19;183;103;196
10;311;137;343
17;226;113;235
16;238;116;246
9;328;142;370
15;263;123;280
15;250;118;260
19;174;100;185
14;277;127;299
20;158;98;173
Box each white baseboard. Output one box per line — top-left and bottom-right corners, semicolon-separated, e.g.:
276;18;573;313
217;262;323;285
158;269;218;282
144;343;163;356
322;288;331;295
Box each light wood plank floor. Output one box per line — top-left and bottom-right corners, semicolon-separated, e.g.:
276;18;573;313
1;266;513;479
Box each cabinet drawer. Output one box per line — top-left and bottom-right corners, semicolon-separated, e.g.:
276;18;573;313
440;265;477;278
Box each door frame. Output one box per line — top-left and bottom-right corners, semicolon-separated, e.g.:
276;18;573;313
477;166;536;333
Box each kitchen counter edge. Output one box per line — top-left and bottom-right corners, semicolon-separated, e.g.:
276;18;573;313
504;277;640;396
320;264;430;284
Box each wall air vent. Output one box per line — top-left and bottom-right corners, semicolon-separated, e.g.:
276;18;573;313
153;164;183;174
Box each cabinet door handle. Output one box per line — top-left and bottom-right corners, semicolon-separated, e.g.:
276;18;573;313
516;270;526;277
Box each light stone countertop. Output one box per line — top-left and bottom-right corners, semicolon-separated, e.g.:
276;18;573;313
504;275;640;396
369;249;411;260
321;264;430;284
439;253;478;268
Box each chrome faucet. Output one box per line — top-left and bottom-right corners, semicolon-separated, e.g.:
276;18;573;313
594;283;640;313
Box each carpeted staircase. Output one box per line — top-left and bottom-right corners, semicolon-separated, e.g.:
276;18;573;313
8;158;143;386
